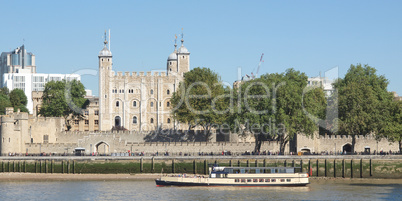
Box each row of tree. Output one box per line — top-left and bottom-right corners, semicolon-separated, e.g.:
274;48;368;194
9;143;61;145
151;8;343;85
0;88;29;114
171;65;402;153
1;80;88;131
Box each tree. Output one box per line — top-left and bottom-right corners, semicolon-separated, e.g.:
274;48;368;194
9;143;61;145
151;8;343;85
171;67;231;141
236;69;326;154
39;80;88;131
380;100;402;153
0;87;9;96
9;88;29;113
334;64;393;153
0;94;12;115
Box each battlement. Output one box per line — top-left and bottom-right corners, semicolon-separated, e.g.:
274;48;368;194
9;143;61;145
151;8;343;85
317;134;375;140
112;71;171;77
1;112;29;123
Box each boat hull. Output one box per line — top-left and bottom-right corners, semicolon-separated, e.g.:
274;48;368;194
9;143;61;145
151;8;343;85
155;179;309;187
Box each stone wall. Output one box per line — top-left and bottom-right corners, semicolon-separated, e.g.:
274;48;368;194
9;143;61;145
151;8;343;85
297;133;399;154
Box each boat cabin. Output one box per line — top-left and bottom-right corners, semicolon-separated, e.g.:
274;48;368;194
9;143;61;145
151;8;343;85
209;166;302;178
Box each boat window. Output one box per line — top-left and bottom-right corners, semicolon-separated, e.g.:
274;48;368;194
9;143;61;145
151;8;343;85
259;179;264;182
253;179;258;182
241;179;246;183
240;169;245;174
271;179;276;182
286;179;291;182
265;179;270;182
280;179;285;182
247;179;252;182
279;169;286;173
256;169;260;173
235;179;239;182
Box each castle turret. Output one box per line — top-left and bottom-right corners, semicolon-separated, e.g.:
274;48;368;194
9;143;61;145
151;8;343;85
0;107;29;155
99;31;113;131
177;36;190;76
167;36;178;75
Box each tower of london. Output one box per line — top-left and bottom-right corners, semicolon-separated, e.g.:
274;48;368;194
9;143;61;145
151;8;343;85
98;35;190;131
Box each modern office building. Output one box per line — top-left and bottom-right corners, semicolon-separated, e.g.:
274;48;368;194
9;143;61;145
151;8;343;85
1;45;80;114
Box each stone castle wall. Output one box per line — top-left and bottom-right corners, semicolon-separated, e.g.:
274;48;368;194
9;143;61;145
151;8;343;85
297;133;399;153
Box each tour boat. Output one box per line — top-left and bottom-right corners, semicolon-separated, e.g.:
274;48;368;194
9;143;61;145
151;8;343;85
155;166;309;187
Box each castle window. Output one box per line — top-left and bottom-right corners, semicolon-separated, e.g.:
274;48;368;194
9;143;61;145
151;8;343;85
95;120;99;125
43;135;49;144
133;116;137;124
84;110;89;115
170;68;172;71
95;110;99;115
116;101;119;107
182;56;185;59
169;62;172;65
167;101;170;107
167;118;171;123
167;89;170;95
150;118;154;123
150;89;154;95
9;138;10;142
75;120;79;125
133;101;137;107
121;89;124;93
108;59;110;61
150;102;154;107
85;120;89;125
102;59;103;61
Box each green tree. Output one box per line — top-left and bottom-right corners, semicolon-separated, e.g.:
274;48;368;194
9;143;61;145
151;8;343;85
9;88;29;113
39;80;88;131
0;87;9;96
0;94;12;115
334;64;393;153
236;69;326;154
380;100;402;153
171;67;231;141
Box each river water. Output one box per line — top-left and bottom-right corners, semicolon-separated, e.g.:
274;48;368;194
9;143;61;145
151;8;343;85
0;179;400;200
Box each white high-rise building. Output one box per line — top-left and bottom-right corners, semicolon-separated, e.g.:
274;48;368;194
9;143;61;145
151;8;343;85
1;45;81;114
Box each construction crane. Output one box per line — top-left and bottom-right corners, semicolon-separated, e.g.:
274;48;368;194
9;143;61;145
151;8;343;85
242;53;264;81
251;53;264;79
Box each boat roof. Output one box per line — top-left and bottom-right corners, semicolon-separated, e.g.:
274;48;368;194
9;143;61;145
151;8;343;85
220;167;300;170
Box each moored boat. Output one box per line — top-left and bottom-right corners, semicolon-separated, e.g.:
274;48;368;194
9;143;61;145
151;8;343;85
156;166;309;187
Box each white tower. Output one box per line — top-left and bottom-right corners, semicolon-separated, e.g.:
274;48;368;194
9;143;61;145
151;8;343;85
98;31;113;131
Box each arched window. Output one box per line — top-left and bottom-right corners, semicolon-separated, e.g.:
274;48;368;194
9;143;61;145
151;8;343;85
167;89;170;95
133;116;137;124
167;101;170;107
133;101;137;107
150;102;154;107
150;89;154;95
115;116;121;127
170;68;172;71
116;101;119;107
150;118;154;123
167;118;171;123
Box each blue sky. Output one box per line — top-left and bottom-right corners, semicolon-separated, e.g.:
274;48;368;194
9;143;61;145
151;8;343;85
1;0;401;95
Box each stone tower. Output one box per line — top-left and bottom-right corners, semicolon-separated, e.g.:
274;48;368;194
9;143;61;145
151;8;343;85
177;37;190;77
0;108;29;155
167;38;178;75
98;33;113;131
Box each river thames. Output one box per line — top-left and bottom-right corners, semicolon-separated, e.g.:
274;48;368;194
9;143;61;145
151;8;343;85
0;179;400;200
